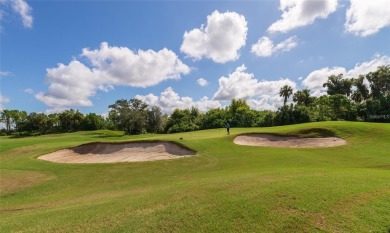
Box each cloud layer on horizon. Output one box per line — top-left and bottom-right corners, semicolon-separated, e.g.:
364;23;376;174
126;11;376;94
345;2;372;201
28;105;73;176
135;87;221;114
301;55;390;96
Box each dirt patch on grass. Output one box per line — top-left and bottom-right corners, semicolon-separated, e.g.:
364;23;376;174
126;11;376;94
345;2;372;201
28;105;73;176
38;141;195;164
0;170;55;196
233;134;346;148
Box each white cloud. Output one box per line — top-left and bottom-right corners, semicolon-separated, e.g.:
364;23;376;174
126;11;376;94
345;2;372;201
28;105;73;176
24;88;33;94
213;65;258;100
36;61;99;107
305;68;344;89
0;93;10;110
82;42;190;87
251;37;273;57
247;96;285;111
301;66;346;96
197;78;208;87
44;107;68;115
0;71;14;77
36;42;190;108
301;55;390;95
347;54;390;77
213;65;297;109
135;87;221;114
268;0;338;33
11;0;33;28
181;10;248;63
345;0;390;36
251;36;298;57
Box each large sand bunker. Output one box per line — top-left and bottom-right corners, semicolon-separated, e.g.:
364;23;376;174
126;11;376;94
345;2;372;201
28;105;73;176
234;134;346;148
38;141;195;163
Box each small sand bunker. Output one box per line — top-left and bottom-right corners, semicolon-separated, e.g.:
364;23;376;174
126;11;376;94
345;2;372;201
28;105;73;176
38;141;195;163
234;134;346;148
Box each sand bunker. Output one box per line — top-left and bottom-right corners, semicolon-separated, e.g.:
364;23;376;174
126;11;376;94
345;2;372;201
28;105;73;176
234;134;346;148
38;141;195;163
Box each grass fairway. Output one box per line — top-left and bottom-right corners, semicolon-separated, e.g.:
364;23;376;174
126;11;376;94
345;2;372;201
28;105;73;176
1;121;389;232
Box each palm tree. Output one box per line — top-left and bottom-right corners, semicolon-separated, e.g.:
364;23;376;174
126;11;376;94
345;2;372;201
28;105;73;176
279;85;293;106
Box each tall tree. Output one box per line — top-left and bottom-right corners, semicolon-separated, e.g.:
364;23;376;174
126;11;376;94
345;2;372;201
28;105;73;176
323;74;353;96
365;65;390;99
164;109;196;133
47;113;60;132
293;89;312;106
81;113;106;130
200;108;228;129
0;110;27;132
22;112;49;133
229;99;250;126
279;85;293;106
147;106;163;133
108;98;148;135
329;94;357;120
0;110;12;132
58;109;84;131
351;75;369;103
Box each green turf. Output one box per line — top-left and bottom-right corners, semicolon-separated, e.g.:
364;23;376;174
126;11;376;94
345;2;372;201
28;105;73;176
1;121;389;232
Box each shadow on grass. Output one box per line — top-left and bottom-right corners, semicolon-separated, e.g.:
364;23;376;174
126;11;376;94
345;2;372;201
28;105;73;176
288;128;337;138
82;131;125;138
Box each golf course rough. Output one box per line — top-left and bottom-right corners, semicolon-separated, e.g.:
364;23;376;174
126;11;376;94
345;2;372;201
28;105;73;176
1;122;390;232
234;133;347;148
38;141;196;163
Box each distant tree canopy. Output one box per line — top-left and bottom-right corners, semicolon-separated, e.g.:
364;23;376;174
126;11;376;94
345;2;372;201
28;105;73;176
1;65;389;136
108;98;164;135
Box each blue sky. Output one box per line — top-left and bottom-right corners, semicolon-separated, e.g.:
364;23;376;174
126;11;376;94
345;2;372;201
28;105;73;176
1;0;390;115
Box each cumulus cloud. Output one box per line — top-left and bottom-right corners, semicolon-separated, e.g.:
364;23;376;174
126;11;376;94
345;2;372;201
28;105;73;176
268;0;338;33
135;87;221;114
181;10;248;63
82;42;190;87
301;54;390;96
36;42;190;108
247;96;285;111
251;36;298;57
302;66;346;96
345;0;390;36
213;65;258;100
213;65;297;109
36;61;100;107
197;78;208;87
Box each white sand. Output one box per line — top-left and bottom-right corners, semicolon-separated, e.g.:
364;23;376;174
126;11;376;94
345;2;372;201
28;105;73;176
38;142;195;164
233;134;346;148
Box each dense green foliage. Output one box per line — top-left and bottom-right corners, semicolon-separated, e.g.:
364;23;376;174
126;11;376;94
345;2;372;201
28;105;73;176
1;122;389;232
1;66;389;136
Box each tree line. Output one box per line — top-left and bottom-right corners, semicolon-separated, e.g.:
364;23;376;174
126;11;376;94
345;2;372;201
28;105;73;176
1;65;389;136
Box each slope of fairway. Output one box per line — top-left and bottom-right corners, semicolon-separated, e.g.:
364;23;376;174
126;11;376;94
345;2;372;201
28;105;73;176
1;122;389;232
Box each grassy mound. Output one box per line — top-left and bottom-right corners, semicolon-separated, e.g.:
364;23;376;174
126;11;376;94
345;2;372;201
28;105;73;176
1;121;389;232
